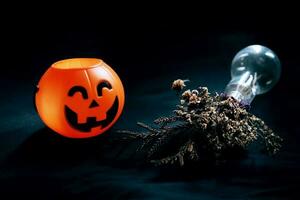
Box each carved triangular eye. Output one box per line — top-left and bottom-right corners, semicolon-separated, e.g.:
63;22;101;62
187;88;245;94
97;81;112;96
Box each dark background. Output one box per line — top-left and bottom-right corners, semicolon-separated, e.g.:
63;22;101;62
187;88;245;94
1;8;300;199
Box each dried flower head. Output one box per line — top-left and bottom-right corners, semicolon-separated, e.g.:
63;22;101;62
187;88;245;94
181;89;192;100
172;79;188;92
188;93;200;105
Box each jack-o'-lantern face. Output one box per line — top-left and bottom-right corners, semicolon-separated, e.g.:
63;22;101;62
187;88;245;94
35;58;125;138
64;80;118;132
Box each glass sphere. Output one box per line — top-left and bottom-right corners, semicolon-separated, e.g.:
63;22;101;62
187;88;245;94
231;45;281;95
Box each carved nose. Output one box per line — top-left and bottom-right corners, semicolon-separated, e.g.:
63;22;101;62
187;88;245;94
89;100;99;108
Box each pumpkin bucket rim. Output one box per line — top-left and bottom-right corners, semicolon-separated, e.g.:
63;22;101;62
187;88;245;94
51;58;103;70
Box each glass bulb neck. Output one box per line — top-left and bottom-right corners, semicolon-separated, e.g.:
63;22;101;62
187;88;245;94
225;71;257;105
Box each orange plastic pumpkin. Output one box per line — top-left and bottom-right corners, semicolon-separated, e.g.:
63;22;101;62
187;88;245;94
35;58;125;138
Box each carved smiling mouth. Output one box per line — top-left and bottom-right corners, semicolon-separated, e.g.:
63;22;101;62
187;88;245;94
65;97;119;132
